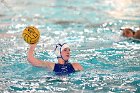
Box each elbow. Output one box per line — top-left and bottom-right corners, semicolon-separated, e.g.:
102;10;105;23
27;57;37;67
27;56;41;67
27;55;33;63
27;57;32;63
27;57;33;65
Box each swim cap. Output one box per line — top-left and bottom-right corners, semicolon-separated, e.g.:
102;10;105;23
54;43;70;58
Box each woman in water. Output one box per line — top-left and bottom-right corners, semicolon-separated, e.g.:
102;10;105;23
27;43;83;75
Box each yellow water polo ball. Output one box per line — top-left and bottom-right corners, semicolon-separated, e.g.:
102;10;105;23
22;26;40;44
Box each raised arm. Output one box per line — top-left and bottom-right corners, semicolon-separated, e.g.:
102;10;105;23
27;44;55;70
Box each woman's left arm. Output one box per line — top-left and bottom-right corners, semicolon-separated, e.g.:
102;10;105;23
72;63;83;71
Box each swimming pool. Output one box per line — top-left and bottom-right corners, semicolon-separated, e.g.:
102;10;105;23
0;0;140;92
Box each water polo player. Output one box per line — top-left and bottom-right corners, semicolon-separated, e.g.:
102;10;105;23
27;43;83;75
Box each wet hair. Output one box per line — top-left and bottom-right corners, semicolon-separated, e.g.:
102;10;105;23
121;28;135;36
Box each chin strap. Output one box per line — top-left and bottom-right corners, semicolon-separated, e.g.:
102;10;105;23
57;57;68;64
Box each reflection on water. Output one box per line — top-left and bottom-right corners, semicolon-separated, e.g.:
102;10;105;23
0;0;140;93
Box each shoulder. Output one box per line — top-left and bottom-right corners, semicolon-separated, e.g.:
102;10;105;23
71;63;83;71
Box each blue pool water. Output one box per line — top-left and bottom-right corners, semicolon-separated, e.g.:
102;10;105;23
0;0;140;92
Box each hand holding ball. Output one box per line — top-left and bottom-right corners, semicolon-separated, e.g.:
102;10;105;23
22;26;40;44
